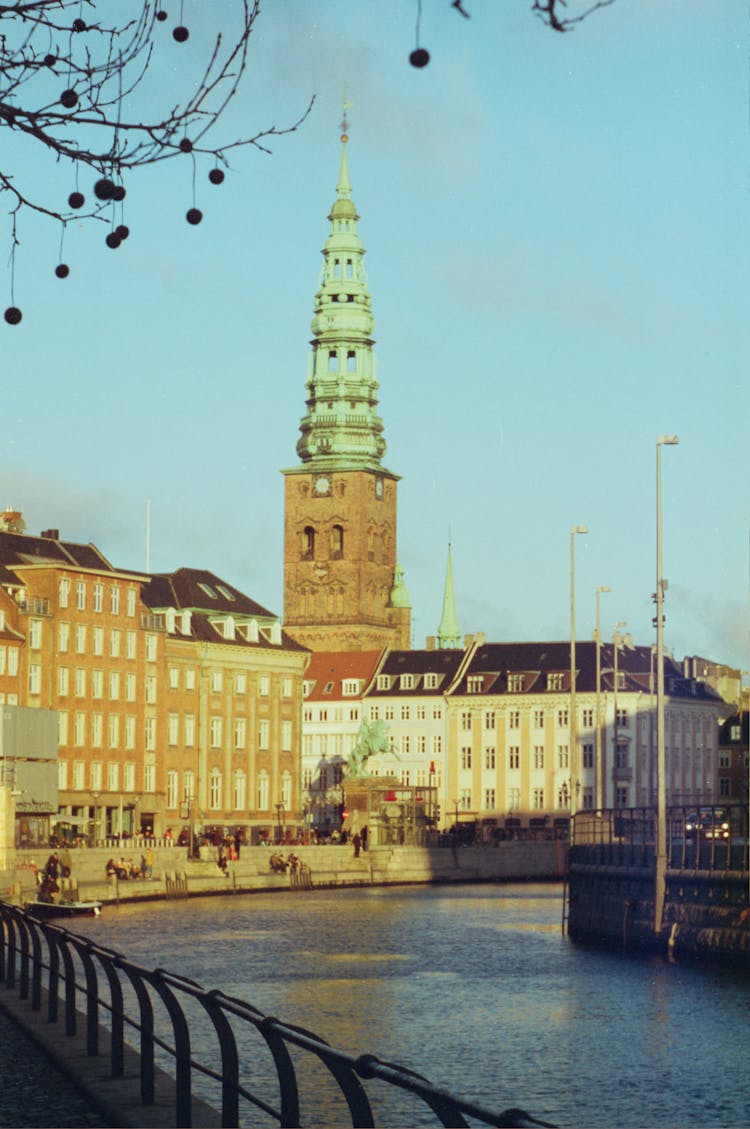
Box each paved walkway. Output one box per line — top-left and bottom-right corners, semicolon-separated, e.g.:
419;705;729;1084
0;1008;106;1127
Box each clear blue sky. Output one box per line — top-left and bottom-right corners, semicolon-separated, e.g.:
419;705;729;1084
3;1;748;672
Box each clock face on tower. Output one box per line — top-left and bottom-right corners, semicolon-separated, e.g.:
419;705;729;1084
313;475;331;496
375;476;384;500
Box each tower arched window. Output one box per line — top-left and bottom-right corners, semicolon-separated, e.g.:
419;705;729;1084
301;526;315;560
333;258;341;279
331;525;344;559
346;350;356;372
328;350;338;372
345;259;353;279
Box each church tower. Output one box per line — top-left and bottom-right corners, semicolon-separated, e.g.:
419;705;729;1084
282;118;411;652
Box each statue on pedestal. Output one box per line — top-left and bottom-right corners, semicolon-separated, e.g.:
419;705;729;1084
346;719;400;778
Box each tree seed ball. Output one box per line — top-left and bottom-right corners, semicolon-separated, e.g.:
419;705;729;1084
409;48;430;68
113;185;126;202
173;25;189;42
105;232;121;249
179;138;193;153
4;307;22;325
55;264;70;279
94;178;116;201
44;54;57;66
186;208;203;225
60;89;78;108
208;168;225;185
72;18;86;31
156;10;168;20
68;191;85;209
115;225;130;240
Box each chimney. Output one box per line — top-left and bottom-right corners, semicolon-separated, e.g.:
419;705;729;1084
41;529;60;540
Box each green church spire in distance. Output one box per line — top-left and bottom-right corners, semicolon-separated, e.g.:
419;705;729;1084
295;109;388;471
437;540;461;649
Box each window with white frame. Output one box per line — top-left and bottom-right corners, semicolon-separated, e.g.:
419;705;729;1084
508;746;520;770
126;631;137;659
73;760;85;789
484;711;496;730
185;669;196;691
533;709;544;728
459;789;471;810
75;668;86;697
259;675;270;697
417;735;427;754
75;625;87;653
281;719;292;752
211;670;223;693
282;676;293;699
108;761;119;791
582;745;594;768
558;708;569;727
235;672;247;695
92;714;103;747
258;719;270;750
281;770;292;809
402;735;411;754
58;710;69;745
144;763;155;793
184;715;195;746
533;746;544;769
58;622;70;652
93;582;103;612
92;627;104;656
461;711;472;731
169;667;180;690
57;758;68;789
145;717;156;750
484;747;496;770
110;586;120;615
557;745;569;768
461;746;472;770
145;634;157;662
91;761;103;790
582;708;594;727
168;714;179;746
547;673;565;691
92;670;103;699
126;672;136;701
126;588;136;617
484;788;496;809
257;771;270;810
108;715;120;749
233;770;246;810
59;578;70;608
209;769;222;810
507;787;520;811
508;710;520;729
507;674;525;692
125;716;135;750
110;629;121;658
234;717;246;749
28;619;42;649
109;672;120;701
27;664;41;695
183;771;195;800
167;770;178;810
7;648;17;676
532;787;545;810
76;580;86;610
433;735;442;754
145;675;157;704
210;716;223;748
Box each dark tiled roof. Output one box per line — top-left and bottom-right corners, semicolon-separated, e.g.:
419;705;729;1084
0;530;112;571
142;568;275;619
719;713;749;745
451;641;724;702
366;648;467;696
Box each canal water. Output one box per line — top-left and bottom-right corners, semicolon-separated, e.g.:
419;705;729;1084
71;882;749;1129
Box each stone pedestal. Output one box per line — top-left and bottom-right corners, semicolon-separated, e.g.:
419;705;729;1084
342;775;400;846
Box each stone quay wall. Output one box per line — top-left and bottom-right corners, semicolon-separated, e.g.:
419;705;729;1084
567;849;750;966
2;840;568;908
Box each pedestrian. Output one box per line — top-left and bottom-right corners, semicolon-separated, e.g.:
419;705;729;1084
353;832;362;858
60;847;72;878
45;850;60;880
361;825;368;851
145;846;155;878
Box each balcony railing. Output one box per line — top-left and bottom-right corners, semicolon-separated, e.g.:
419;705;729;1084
17;597;50;615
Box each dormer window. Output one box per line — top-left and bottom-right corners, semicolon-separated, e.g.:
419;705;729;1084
198;582;217;600
165;608;176;633
377;674;391;691
424;673;439;690
467;675;483;694
342;679;361;696
180;610;192;635
400;674;414;690
547;673;565;691
303;680;315;697
508;674;525;693
217;585;236;602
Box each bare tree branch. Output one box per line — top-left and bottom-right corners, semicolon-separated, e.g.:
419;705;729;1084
531;0;617;34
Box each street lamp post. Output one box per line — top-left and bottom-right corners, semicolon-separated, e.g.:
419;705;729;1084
655;434;678;935
594;585;611;812
612;621;627;809
570;525;589;819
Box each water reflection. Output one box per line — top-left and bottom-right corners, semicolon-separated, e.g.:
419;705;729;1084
70;883;750;1128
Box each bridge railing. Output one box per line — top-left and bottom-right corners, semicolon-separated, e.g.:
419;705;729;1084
0;904;553;1129
571;804;749;874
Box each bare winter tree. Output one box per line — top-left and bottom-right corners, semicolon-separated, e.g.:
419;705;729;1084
531;0;617;33
0;0;312;323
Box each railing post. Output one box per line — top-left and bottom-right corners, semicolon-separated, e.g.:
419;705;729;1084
120;965;156;1106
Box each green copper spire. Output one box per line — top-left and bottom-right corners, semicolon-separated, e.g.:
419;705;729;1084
437;541;461;649
295;115;386;469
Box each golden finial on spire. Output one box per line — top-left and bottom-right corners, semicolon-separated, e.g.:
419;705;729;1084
341;92;353;142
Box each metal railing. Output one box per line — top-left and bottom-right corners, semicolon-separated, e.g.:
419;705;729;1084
570;803;749;874
0;904;553;1128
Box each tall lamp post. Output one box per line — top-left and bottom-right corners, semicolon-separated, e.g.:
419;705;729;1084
570;525;589;819
594;585;611;813
655;434;678;935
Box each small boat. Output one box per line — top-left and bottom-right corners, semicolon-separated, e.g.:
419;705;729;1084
26;899;103;920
